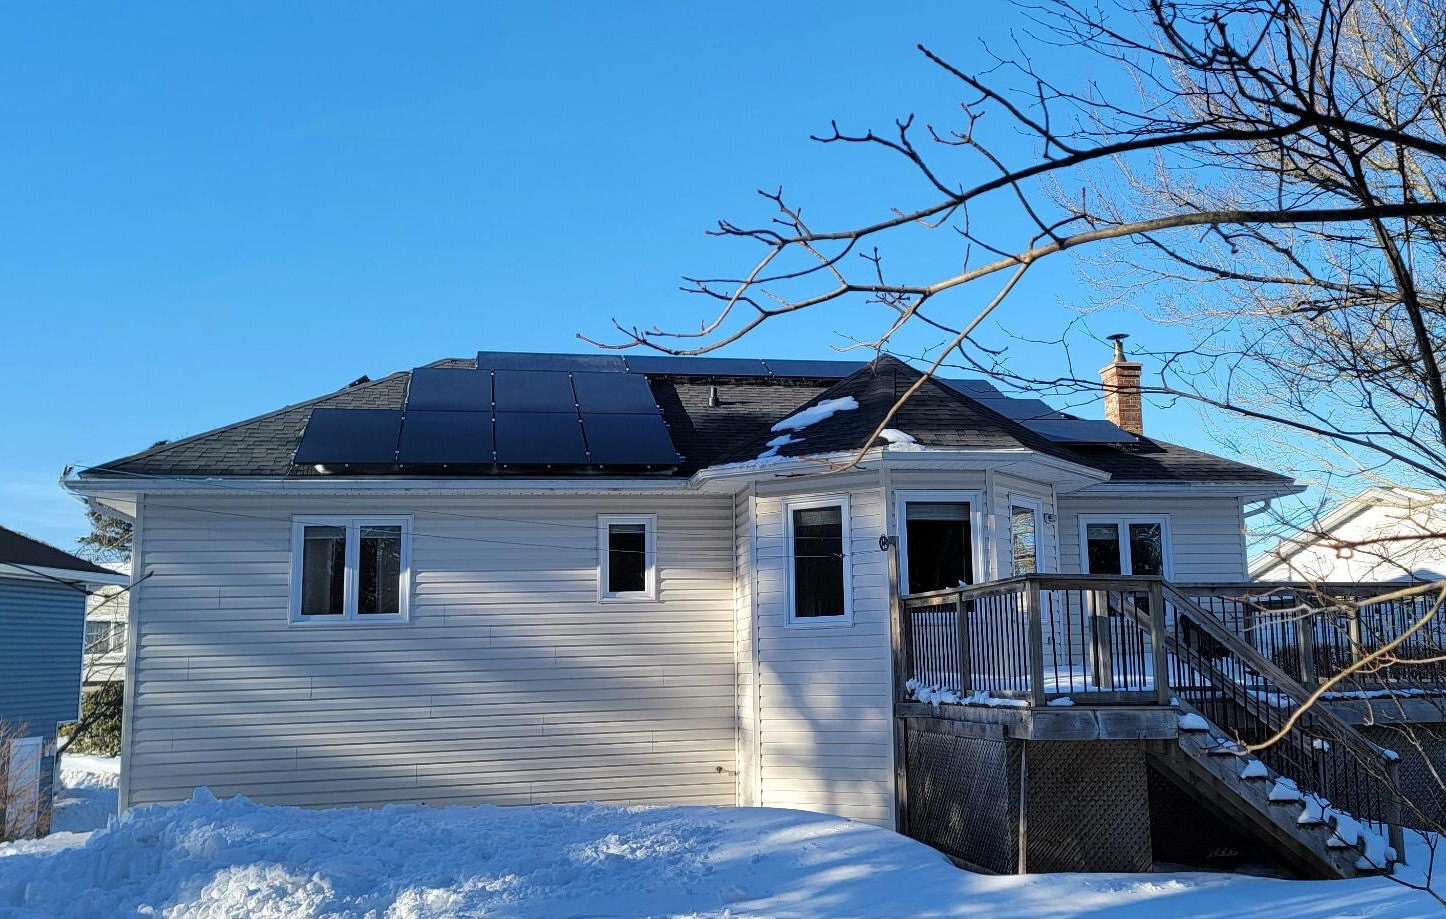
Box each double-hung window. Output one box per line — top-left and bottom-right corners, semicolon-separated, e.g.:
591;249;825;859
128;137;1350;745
784;496;852;626
291;516;411;623
598;514;657;600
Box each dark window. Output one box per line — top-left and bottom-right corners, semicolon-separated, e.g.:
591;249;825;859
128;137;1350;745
905;502;972;593
358;525;403;614
301;525;347;615
1085;522;1122;575
607;523;648;594
792;505;846;617
1128;522;1164;576
1011;505;1039;575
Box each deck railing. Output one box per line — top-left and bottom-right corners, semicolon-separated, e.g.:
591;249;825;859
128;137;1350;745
899;575;1170;706
1178;583;1446;691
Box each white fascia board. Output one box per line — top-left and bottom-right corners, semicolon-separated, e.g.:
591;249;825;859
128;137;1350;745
64;476;694;500
1073;480;1304;501
0;563;130;587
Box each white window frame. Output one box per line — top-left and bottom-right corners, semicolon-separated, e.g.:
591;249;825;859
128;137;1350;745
894;490;986;592
1007;495;1046;576
1077;513;1174;578
289;515;412;625
784;494;854;628
597;514;658;601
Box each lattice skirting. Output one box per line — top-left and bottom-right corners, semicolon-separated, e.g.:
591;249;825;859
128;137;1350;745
902;719;1152;873
1359;724;1446;830
903;723;1019;873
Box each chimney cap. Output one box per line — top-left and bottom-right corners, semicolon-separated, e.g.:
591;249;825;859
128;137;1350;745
1106;333;1129;362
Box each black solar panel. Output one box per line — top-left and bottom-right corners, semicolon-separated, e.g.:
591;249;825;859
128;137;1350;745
573;372;661;414
478;351;625;373
972;396;1070;421
492;370;577;413
623;355;771;377
406;367;492;412
1023;419;1138;443
940;378;1003;397
762;359;866;377
294;409;403;464
582;413;680;465
398;410;494;464
494;411;588;464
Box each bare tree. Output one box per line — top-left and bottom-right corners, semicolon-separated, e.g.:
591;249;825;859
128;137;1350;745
590;0;1446;891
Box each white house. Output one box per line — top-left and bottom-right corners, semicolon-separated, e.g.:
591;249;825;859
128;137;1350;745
67;348;1298;831
1251;487;1446;582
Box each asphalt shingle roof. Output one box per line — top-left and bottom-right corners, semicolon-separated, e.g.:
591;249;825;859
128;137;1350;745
79;353;1291;487
0;525;115;576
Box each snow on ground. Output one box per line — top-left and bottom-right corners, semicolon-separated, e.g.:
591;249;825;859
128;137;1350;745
0;762;1439;918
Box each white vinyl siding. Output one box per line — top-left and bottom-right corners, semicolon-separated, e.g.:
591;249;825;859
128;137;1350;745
124;492;737;810
748;475;895;828
1058;495;1248;581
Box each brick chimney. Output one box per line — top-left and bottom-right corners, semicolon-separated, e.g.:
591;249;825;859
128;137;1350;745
1100;333;1144;435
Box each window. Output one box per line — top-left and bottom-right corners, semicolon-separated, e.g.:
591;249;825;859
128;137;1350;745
84;620;114;655
290;517;411;623
785;496;852;625
1080;515;1169;577
1010;499;1042;575
598;515;657;600
903;501;973;593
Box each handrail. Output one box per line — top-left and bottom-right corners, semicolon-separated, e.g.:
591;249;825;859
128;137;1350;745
1156;585;1392;764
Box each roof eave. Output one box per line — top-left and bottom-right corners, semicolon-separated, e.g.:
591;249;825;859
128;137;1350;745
1074;480;1304;501
0;563;129;587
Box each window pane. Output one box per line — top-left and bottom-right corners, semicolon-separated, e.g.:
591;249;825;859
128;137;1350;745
111;621;127;653
85;620;111;654
793;506;845;617
358;525;403;615
1129;523;1164;576
1011;505;1038;575
1086;523;1122;575
301;525;347;615
905;503;972;593
607;523;647;594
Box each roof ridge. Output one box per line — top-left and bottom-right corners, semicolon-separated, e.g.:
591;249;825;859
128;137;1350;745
86;371;411;472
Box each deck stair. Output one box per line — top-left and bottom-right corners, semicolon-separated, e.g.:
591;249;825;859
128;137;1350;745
1139;585;1405;878
1155;702;1394;878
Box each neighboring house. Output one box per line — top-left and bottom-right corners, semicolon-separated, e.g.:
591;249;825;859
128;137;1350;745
1251;487;1446;582
83;562;130;687
66;347;1299;848
0;526;126;838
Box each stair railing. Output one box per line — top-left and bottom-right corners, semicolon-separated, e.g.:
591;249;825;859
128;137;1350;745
1151;584;1405;860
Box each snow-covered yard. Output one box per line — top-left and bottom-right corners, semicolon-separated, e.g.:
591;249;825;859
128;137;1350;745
0;758;1440;918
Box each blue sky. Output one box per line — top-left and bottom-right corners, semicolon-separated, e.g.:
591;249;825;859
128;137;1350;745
3;2;1208;549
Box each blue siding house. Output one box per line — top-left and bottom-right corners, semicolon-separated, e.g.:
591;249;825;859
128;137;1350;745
0;526;125;837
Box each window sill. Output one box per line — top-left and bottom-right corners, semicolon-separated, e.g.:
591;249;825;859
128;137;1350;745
785;614;855;629
288;614;409;627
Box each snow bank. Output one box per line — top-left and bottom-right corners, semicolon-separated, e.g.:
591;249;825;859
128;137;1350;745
0;789;1437;918
771;396;859;432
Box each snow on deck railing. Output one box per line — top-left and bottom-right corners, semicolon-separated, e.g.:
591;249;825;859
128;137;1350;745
899;575;1168;707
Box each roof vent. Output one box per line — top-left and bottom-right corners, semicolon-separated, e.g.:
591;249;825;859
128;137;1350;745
708;386;720;408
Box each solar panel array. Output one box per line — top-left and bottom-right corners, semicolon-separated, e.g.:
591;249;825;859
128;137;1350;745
296;362;685;469
293;353;1141;468
939;378;1138;444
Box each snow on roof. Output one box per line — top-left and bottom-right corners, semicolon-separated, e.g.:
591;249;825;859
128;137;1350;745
771;396;859;433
